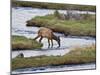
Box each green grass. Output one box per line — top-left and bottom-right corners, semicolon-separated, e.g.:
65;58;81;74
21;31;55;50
12;36;43;50
12;45;96;70
12;0;96;12
26;14;96;37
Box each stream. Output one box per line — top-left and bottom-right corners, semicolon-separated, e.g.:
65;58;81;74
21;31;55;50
12;63;95;74
12;7;96;74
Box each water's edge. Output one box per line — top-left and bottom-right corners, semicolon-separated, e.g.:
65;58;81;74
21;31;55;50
12;63;96;74
12;7;96;74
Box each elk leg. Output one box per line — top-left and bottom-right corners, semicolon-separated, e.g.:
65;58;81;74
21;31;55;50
51;39;53;48
48;39;50;48
34;35;40;40
39;36;43;43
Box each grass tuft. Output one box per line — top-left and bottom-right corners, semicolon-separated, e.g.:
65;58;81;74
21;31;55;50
26;14;96;37
12;36;43;50
12;45;96;70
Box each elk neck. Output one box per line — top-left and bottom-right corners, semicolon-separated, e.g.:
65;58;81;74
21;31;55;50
52;34;58;41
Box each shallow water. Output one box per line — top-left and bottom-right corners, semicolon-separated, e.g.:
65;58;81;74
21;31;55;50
12;7;95;36
12;63;95;74
12;7;95;58
12;36;95;58
12;7;96;74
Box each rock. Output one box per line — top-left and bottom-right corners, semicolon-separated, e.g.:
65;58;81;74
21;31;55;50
16;53;24;58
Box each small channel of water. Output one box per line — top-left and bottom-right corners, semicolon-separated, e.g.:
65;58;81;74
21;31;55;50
12;7;96;74
12;63;95;74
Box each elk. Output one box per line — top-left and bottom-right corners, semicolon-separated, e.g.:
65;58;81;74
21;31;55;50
34;27;60;48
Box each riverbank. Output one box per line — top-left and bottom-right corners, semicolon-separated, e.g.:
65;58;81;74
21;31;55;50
12;45;96;70
12;36;43;50
12;0;96;12
26;14;96;37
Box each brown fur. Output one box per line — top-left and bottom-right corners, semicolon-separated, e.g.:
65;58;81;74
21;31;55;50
34;27;60;48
